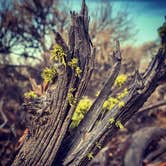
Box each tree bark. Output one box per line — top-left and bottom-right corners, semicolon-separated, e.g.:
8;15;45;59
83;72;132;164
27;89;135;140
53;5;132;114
12;0;94;165
12;0;166;166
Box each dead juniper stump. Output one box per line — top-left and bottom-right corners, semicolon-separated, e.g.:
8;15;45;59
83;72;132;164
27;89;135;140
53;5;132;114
12;0;166;166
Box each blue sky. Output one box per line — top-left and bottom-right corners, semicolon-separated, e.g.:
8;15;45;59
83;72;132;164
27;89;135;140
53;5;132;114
68;0;166;46
0;0;165;46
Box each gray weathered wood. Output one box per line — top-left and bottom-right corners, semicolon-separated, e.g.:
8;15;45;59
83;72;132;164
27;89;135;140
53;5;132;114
12;0;166;166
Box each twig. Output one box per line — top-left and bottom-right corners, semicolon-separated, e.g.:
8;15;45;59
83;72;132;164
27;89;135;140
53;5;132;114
0;99;8;128
139;100;166;112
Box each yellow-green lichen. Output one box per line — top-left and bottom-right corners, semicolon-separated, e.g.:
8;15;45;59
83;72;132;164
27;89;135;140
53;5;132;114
41;66;57;83
50;44;66;66
103;88;128;111
95;142;102;149
87;152;94;160
75;67;82;77
117;88;129;100
68;58;78;68
70;96;92;129
118;101;125;108
103;97;119;110
68;58;82;77
67;88;76;106
114;74;127;87
115;120;125;130
24;91;37;99
70;87;128;129
95;91;100;97
109;117;115;124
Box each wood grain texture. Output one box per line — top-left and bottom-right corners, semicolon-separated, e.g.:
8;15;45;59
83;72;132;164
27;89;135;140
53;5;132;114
12;0;166;166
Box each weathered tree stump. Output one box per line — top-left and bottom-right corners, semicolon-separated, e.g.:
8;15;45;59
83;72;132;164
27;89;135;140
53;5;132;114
12;0;166;166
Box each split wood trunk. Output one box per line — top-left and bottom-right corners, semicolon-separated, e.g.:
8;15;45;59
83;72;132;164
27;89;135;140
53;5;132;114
12;0;166;166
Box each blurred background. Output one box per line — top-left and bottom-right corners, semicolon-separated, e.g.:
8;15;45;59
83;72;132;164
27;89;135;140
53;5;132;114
0;0;166;165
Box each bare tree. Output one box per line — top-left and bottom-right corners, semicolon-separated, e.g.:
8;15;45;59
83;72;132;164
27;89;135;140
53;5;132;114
0;0;134;64
0;0;69;63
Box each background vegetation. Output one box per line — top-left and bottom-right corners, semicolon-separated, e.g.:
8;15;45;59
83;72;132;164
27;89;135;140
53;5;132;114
0;0;165;165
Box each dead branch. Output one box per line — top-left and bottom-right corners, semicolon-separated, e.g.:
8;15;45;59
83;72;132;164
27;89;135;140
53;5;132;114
64;46;166;165
139;100;166;112
12;0;166;166
0;99;8;129
66;40;122;156
12;0;94;165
